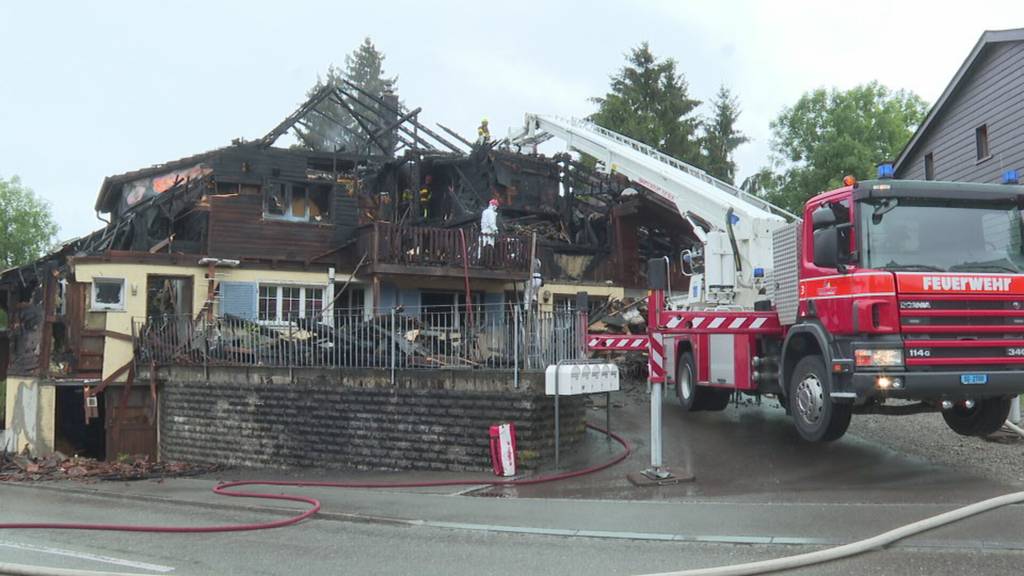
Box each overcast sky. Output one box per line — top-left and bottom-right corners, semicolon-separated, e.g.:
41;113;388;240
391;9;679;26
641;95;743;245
1;1;1019;241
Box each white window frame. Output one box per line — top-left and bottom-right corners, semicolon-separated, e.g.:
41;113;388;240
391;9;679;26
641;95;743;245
257;284;325;324
91;278;126;312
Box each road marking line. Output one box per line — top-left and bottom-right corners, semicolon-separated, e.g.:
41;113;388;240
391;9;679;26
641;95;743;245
0;540;175;573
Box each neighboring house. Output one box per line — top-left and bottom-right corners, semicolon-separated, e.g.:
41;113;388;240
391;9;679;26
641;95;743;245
0;88;695;461
895;28;1024;182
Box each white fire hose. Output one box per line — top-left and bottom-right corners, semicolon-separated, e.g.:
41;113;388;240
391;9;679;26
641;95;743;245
640;490;1024;576
641;397;1024;576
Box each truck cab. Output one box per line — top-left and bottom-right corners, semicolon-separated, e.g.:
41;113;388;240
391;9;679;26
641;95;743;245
788;176;1024;440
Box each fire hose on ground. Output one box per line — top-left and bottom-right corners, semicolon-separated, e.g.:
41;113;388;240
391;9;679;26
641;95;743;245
4;421;1024;576
0;423;629;575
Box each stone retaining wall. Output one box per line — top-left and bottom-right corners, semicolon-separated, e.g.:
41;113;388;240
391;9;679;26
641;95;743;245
157;366;586;471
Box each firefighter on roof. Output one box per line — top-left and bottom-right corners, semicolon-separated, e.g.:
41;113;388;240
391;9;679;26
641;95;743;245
478;118;490;143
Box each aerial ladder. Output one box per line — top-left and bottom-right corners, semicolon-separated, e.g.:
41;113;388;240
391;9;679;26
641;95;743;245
511;115;798;480
510;114;797;311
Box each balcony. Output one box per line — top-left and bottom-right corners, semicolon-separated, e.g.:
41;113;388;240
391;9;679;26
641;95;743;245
356;222;531;280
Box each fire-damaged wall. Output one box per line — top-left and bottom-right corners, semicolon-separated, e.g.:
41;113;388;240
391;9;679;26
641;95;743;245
157;366;586;471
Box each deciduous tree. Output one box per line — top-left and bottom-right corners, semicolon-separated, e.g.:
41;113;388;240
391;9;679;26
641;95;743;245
756;82;927;213
0;175;58;270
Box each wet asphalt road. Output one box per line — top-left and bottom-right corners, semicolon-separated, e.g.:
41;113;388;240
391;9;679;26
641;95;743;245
2;388;1023;575
482;390;1020;504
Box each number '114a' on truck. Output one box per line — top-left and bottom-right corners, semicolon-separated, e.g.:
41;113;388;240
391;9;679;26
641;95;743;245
518;115;1024;441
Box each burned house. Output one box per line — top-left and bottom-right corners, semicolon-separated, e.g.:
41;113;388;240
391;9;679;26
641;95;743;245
1;81;695;466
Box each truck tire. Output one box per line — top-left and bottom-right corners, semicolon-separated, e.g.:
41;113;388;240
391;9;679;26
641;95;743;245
788;355;851;442
676;352;702;412
941;397;1011;437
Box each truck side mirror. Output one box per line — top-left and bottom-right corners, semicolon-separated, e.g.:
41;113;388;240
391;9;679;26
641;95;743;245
813;227;839;268
647;258;668;290
812;205;837;229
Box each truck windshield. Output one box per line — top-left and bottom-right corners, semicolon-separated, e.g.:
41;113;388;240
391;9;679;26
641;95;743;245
860;198;1024;273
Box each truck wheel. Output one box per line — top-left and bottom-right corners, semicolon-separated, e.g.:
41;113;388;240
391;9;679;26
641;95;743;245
676;352;702;412
788;355;851;442
941;397;1011;437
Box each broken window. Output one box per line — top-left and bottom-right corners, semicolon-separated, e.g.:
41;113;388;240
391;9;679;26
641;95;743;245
309;185;332;222
91;278;125;311
266;182;287;216
263;181;331;223
291;185;308;219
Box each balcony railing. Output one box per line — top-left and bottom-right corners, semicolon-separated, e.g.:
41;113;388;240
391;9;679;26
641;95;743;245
357;223;530;274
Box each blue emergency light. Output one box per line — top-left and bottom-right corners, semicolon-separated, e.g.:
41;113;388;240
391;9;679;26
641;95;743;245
877;163;895;179
753;267;765;278
1002;169;1020;185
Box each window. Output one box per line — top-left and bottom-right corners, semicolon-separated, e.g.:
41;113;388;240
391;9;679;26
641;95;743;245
258;285;276;320
303;287;323;320
334;286;365;321
976;124;990;161
257;285;325;322
924;152;934;180
420;291;482;327
91;278;125;311
281;286;301;320
264;182;331;222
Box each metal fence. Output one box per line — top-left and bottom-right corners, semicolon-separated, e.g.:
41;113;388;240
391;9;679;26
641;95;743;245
134;304;583;372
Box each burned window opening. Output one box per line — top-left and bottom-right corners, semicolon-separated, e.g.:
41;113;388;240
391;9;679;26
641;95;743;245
92;279;125;311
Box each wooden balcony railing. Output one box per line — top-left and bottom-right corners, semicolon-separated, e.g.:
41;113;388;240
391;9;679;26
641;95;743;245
357;223;530;274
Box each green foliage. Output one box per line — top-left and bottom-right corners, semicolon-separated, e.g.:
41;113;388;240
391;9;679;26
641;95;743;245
0;175;58;269
293;37;398;153
754;82;927;214
701;86;749;185
590;42;703;166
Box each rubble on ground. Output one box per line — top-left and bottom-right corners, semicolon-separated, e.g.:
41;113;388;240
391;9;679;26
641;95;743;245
0;451;218;482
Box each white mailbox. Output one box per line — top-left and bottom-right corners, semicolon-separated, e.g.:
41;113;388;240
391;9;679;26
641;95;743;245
545;363;620;396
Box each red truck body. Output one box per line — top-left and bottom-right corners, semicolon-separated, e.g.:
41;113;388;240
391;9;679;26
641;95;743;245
592;177;1024;441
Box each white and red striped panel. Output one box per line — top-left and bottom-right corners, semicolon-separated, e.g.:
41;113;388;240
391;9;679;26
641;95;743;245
648;332;665;383
661;313;781;334
586;335;649;351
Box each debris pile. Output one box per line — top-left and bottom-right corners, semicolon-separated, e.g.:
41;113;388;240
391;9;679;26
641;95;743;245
0;451;218;482
588;297;649;378
139;310;526;370
588;297;648;335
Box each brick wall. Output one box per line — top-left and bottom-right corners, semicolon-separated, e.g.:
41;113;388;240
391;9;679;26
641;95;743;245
157;366;586;471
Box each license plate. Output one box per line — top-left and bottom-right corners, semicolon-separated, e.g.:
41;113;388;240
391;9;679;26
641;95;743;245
961;374;988;385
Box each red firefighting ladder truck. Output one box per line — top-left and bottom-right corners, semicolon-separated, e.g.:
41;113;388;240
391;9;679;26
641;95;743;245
512;115;796;479
514;115;1024;480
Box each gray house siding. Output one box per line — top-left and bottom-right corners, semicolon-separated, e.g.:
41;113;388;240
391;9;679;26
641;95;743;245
897;41;1024;183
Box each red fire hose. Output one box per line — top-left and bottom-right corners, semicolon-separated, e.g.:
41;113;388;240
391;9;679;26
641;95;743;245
0;423;629;534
